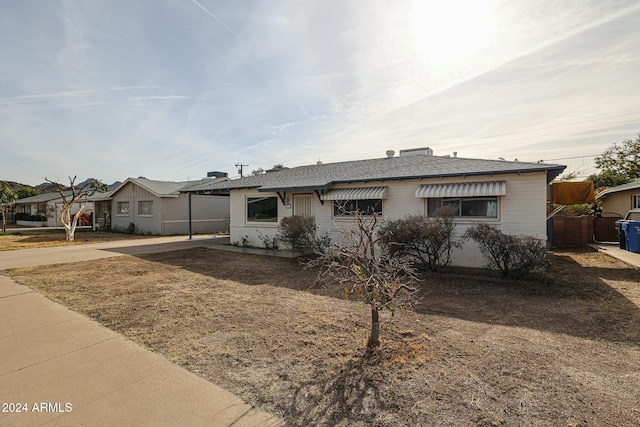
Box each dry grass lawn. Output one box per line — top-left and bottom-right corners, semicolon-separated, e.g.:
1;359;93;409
0;230;154;251
7;248;640;426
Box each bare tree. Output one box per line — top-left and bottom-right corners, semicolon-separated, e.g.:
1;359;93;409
45;176;98;242
0;183;18;233
308;209;418;352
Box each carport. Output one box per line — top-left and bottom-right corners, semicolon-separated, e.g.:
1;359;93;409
180;180;230;239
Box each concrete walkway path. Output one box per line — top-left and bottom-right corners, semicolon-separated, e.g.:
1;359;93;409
590;242;640;269
0;237;284;426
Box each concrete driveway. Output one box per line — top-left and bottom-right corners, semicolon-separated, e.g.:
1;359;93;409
0;235;283;427
0;234;230;270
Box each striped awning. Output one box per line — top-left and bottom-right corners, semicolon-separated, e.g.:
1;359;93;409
321;187;388;200
415;181;507;198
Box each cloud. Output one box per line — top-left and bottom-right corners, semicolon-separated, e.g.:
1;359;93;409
1;0;639;184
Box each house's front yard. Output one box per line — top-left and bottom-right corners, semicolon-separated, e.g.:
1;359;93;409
7;248;640;426
0;230;155;251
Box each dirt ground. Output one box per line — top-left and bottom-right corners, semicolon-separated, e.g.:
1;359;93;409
7;248;640;426
0;230;155;251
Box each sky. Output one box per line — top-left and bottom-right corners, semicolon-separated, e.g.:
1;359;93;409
2;0;640;186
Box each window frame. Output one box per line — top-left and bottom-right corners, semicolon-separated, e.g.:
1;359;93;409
633;194;640;209
427;196;499;219
137;200;154;216
116;201;130;216
246;196;278;223
332;199;383;218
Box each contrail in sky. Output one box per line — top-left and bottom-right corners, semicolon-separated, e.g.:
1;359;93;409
190;0;235;35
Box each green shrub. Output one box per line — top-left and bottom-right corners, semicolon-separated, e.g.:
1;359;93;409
15;213;46;222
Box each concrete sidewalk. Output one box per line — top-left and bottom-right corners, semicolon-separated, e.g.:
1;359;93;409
0;238;284;426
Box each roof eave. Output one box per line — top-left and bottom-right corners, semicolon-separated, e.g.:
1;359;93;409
258;167;565;193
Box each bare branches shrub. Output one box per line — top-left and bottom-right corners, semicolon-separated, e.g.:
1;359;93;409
379;206;462;271
279;215;330;253
465;223;551;278
307;211;418;352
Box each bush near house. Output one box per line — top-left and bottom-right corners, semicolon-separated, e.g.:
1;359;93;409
465;223;551;278
15;213;47;222
379;207;462;271
279;215;330;253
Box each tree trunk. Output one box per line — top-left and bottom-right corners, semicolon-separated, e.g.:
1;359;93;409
367;306;381;351
60;207;75;242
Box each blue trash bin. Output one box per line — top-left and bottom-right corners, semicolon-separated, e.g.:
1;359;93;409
622;221;640;253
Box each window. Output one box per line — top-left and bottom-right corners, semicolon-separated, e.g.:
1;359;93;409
633;194;640;209
428;197;498;218
247;197;277;222
138;200;153;216
117;201;130;215
333;199;383;217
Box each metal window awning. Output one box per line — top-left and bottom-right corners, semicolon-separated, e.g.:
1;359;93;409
321;187;388;200
415;181;507;198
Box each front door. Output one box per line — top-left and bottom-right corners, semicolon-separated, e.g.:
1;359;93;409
293;194;313;217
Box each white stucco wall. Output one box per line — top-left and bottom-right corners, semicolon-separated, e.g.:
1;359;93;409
229;172;551;267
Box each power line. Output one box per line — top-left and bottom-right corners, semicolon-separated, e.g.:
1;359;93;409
545;154;599;161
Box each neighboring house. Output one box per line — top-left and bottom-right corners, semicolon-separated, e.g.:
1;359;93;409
594;180;640;217
188;148;566;267
13;191;94;227
91;176;230;235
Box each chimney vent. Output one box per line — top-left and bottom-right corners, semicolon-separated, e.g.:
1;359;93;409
386;150;395;158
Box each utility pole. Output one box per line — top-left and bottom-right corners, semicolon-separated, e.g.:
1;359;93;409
235;163;248;177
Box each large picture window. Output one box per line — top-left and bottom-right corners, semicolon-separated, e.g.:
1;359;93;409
247;197;278;222
333;199;383;217
138;200;153;216
428;197;498;218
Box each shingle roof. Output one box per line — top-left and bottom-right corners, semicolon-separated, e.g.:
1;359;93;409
185;155;566;193
14;190;74;204
595;180;640;199
105;177;229;198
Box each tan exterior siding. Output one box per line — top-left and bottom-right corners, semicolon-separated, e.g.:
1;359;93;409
229;171;551;267
599;190;639;217
110;182;162;234
110;182;229;235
